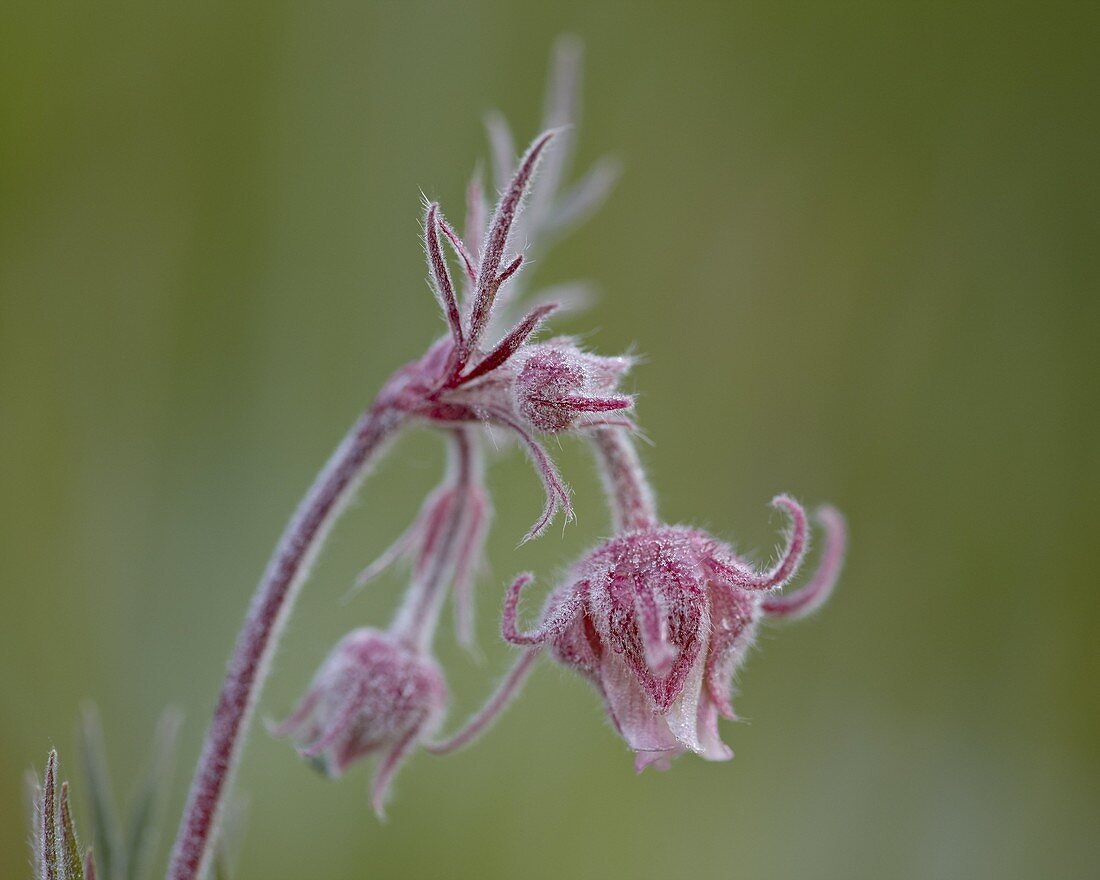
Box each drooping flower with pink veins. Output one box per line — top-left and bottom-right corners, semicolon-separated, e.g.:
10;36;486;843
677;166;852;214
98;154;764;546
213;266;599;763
501;497;846;771
432;428;846;771
271;428;477;817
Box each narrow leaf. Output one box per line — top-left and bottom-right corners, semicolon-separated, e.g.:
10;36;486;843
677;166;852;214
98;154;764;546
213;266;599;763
438;216;476;284
78;706;121;880
484;111;515;195
484;407;573;543
60;782;86;880
424;203;464;344
544;158;621;240
26;768;43;878
495;255;523;286
461;304;557;384
125;708;182;880
467;131;556;348
346;517;420;598
527;35;583;232
42;751;59;880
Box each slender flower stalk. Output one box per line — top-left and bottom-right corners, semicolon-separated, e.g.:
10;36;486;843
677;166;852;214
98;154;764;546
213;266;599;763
590;427;657;532
426;648;542;754
167;406;403;880
388;430;478;650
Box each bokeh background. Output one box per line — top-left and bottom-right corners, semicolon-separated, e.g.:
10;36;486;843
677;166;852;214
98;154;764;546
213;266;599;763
2;2;1097;878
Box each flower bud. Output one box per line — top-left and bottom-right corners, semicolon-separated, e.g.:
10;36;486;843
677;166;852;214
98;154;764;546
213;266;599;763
513;340;632;433
270;628;447;815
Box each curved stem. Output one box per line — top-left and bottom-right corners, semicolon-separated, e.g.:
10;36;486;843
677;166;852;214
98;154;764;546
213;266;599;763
390;428;478;652
425;648;542;754
166;405;403;880
590;427;657;532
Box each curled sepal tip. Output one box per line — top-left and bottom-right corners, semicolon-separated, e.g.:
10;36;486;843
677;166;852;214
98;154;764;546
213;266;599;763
762;505;847;619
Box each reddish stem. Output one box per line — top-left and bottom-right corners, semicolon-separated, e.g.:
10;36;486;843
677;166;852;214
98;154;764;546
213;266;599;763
591;427;657;532
425;648;541;754
166;405;402;880
391;428;477;652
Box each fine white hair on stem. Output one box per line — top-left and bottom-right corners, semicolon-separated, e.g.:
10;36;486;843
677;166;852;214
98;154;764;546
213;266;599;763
425;648;542;754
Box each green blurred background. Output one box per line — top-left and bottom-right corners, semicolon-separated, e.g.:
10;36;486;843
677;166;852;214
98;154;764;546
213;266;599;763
2;2;1097;878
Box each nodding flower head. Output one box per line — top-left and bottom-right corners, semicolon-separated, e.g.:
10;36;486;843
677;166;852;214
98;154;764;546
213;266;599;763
269;629;447;816
514;340;633;433
501;497;846;772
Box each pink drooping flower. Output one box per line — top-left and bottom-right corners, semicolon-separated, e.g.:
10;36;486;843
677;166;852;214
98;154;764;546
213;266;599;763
269;629;447;815
501;497;846;771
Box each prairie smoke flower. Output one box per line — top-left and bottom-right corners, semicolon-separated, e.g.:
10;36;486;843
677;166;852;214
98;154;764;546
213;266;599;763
435;429;846;771
269;629;447;816
502;499;846;771
273;431;478;814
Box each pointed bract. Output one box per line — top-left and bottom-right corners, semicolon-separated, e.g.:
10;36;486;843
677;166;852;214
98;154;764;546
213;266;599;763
467;131;556;353
32;752;93;880
42;751;59;880
424;203;464;345
78;706;121;880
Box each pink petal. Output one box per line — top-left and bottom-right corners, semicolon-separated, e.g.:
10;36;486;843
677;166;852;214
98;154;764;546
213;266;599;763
599;651;678;754
695;695;734;762
662;626;709;755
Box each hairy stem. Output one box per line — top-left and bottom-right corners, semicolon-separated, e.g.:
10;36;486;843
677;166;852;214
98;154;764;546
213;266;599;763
425;648;542;754
590;427;657;531
391;428;478;652
166;405;403;880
